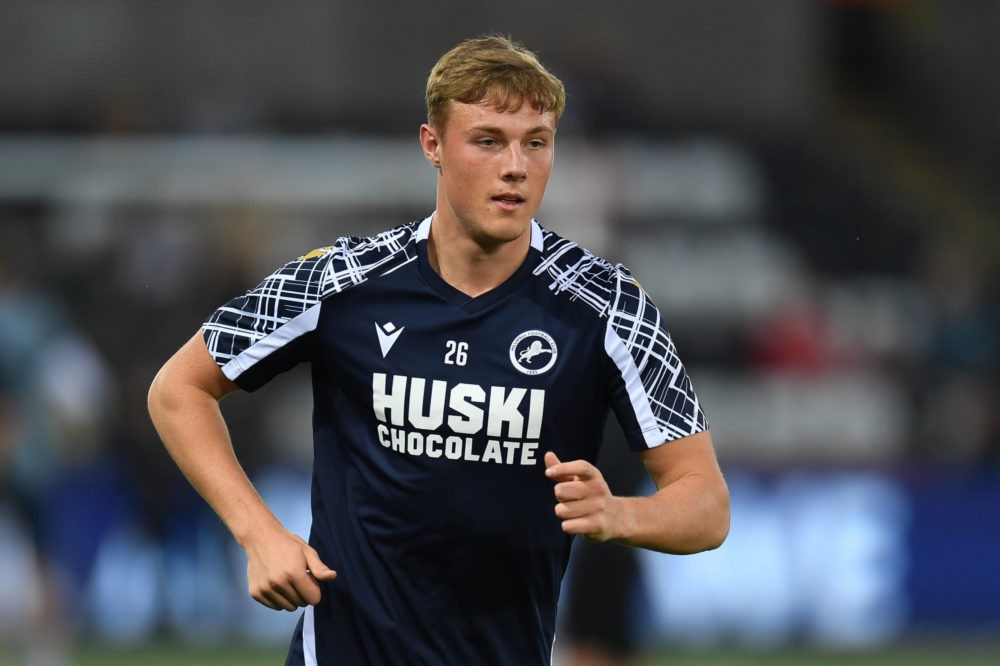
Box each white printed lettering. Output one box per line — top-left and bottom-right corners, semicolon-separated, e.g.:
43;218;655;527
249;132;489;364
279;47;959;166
373;373;407;426
426;434;443;458
448;383;486;434
463;438;481;462
371;373;547;467
502;441;519;464
408;377;446;430
390;427;406;452
407;431;424;456
445;436;464;460
526;390;545;439
482;439;502;464
487;386;526;438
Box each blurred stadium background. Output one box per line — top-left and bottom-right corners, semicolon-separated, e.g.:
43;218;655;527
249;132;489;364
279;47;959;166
1;1;998;664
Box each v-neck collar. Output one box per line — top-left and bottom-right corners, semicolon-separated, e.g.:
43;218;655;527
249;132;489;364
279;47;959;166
414;214;544;313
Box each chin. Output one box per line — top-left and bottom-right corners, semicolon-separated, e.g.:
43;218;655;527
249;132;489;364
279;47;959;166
475;217;531;246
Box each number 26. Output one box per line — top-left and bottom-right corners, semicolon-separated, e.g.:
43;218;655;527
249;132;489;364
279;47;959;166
444;340;469;366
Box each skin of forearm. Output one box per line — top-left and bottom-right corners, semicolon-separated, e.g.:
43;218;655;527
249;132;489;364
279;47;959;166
148;370;282;548
612;472;730;555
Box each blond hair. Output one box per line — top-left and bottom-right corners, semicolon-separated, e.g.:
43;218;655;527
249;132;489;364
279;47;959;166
425;35;566;131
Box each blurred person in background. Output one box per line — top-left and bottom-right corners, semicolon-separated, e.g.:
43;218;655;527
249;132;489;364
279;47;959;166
148;35;729;665
0;221;118;665
0;373;46;665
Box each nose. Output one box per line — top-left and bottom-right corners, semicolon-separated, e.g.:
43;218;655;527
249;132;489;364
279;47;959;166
501;144;527;182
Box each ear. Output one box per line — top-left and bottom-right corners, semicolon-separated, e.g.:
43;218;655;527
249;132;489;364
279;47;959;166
419;124;442;169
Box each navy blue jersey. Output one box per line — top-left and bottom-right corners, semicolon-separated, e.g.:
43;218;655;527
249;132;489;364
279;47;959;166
203;216;707;665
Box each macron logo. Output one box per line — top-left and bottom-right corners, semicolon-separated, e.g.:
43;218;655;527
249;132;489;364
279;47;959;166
376;321;405;358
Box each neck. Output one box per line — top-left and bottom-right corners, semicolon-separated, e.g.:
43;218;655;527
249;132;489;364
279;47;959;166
426;218;532;298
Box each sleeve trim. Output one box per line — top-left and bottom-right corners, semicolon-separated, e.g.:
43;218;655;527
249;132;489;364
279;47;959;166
217;302;322;381
604;322;664;448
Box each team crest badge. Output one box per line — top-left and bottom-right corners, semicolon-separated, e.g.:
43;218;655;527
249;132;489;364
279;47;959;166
509;330;557;375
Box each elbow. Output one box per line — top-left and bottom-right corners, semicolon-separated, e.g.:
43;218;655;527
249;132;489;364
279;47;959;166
683;476;729;554
703;513;729;552
702;478;731;551
658;475;730;555
147;366;170;418
147;369;162;418
147;363;186;425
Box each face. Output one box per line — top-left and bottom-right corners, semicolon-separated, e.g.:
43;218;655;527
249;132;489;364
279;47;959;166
420;100;556;251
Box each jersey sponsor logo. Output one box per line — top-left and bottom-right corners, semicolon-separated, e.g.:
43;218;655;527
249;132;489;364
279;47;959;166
509;330;557;375
372;373;545;466
297;246;332;261
375;321;405;357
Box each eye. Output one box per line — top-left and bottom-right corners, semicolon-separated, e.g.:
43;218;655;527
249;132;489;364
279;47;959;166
527;139;547;149
477;137;499;148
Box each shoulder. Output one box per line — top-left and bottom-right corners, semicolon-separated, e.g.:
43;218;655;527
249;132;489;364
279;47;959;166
534;224;644;319
330;220;420;259
202;221;421;368
292;221;421;298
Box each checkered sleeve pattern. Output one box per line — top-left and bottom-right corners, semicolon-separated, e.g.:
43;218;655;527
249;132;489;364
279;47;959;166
203;222;419;368
606;267;707;441
536;229;707;444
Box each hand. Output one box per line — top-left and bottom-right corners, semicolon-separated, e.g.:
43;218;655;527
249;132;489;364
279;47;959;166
544;451;622;543
243;526;337;611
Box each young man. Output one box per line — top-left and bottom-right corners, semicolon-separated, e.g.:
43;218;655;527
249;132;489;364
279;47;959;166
148;36;729;665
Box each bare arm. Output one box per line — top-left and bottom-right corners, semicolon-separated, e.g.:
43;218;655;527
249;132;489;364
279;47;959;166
147;332;336;610
545;430;729;554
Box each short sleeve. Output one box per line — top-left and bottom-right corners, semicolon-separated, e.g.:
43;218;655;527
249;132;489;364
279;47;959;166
202;247;334;391
603;267;707;450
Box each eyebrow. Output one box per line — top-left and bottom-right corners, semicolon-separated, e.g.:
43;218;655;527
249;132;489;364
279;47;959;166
468;125;554;136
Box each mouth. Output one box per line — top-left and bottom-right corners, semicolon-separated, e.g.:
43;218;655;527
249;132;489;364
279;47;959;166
492;193;526;210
